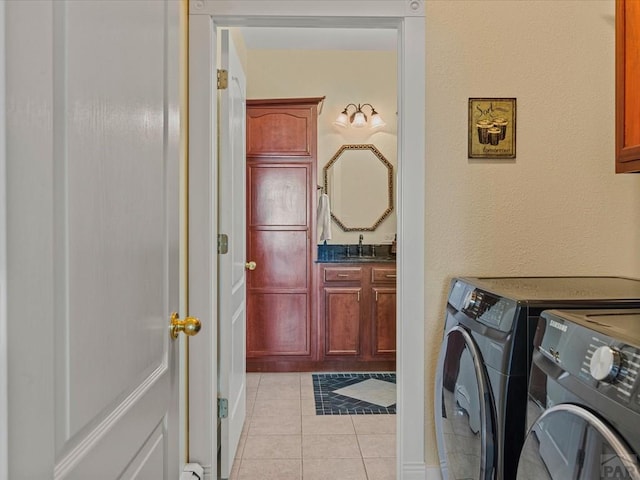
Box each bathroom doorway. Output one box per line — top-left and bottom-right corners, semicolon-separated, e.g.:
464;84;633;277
242;31;398;373
187;3;426;478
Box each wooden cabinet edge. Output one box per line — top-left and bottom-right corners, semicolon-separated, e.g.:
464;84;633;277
615;0;640;172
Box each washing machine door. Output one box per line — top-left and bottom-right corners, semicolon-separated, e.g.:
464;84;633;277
516;404;640;480
435;326;496;480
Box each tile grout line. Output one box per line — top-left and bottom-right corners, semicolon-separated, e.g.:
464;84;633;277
353;417;371;480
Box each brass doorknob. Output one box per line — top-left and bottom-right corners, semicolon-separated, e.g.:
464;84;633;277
245;261;257;271
169;312;201;339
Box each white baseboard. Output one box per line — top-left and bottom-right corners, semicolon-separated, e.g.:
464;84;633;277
401;462;427;480
425;465;443;480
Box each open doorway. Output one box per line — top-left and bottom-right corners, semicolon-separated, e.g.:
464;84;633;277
242;27;398;373
237;26;399;479
187;3;426;479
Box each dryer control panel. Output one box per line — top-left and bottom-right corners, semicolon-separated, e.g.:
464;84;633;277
460;287;517;333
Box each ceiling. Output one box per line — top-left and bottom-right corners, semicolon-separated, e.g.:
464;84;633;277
238;27;397;51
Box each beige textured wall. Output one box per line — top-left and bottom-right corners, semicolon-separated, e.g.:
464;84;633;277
246;49;398;245
424;0;640;466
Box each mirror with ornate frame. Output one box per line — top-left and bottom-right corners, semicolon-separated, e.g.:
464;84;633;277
323;144;393;232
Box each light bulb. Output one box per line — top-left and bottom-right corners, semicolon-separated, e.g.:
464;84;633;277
370;112;386;129
333;111;349;128
351;111;367;128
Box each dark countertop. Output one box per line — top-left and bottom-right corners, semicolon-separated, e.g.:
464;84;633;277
316;243;396;264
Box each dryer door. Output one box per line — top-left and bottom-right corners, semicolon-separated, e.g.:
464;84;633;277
435;326;496;480
517;404;640;480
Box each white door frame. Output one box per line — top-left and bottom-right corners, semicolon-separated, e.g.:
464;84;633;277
0;3;8;480
188;1;426;478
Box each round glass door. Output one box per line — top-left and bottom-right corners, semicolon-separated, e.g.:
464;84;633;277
517;404;640;480
435;326;496;480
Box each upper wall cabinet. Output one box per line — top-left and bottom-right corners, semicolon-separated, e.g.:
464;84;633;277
616;0;640;173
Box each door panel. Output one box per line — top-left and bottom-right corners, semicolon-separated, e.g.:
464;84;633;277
247;293;309;355
372;287;397;355
325;288;362;356
248;230;308;289
6;1;180;478
218;29;247;479
248;165;308;226
119;424;165;480
246;108;313;156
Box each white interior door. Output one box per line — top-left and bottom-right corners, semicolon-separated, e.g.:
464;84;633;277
218;29;248;479
5;1;181;478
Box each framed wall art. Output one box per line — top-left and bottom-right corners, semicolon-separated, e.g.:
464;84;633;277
468;98;516;159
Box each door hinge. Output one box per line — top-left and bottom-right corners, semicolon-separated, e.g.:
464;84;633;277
218;398;229;419
217;69;228;90
218;233;228;254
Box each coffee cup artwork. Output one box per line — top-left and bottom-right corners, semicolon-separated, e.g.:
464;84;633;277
468;98;516;159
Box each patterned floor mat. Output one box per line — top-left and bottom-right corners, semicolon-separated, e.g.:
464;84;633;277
312;372;396;415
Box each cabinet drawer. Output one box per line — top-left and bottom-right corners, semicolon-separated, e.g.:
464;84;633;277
324;267;363;282
372;267;397;284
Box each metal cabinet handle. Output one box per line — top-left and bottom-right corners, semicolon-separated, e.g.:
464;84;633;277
337;274;349;277
385;274;397;278
245;261;257;271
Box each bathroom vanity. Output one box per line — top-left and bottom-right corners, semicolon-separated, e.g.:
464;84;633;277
316;246;396;371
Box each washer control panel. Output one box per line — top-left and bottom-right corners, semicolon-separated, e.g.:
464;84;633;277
538;311;640;410
583;339;640;401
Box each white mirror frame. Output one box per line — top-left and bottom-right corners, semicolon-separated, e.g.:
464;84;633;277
188;2;427;479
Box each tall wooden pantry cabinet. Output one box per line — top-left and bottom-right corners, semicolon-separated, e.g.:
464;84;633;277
245;97;322;371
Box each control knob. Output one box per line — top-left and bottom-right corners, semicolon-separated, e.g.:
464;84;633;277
589;346;622;383
464;289;482;313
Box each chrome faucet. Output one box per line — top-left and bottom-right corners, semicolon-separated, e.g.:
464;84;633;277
358;234;364;257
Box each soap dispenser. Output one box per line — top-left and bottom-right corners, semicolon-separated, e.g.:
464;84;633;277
390;234;397;255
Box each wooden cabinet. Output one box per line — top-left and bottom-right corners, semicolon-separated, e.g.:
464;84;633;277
246;98;323;371
616;0;640;172
319;263;396;370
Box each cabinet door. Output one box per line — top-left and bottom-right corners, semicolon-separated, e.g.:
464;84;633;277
372;287;397;356
246;98;322;158
324;287;362;356
616;0;640;172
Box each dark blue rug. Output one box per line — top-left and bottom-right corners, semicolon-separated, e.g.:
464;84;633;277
312;372;396;415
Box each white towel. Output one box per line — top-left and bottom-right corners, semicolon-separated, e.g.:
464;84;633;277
317;193;332;242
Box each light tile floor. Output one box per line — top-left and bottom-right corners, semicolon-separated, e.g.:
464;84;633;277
229;372;396;480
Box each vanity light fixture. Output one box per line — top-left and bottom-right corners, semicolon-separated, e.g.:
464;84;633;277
333;103;386;129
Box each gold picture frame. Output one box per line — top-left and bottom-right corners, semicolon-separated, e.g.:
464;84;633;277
468;98;516;159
